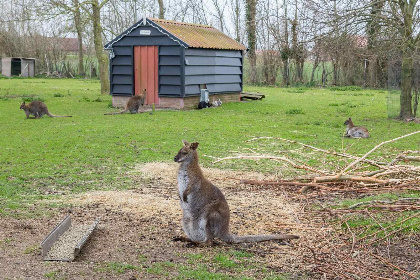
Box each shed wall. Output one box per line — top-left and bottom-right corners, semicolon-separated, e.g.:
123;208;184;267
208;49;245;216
1;58;12;77
184;49;243;96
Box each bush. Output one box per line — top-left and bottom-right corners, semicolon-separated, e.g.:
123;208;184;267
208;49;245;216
285;108;304;114
330;86;362;91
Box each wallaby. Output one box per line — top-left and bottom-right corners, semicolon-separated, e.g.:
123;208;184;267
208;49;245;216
211;98;222;107
344;117;369;138
173;140;299;246
104;89;146;115
20;101;72;119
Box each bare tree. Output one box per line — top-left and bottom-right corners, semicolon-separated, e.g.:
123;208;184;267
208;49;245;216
246;0;258;84
157;0;165;19
281;0;290;86
82;0;110;95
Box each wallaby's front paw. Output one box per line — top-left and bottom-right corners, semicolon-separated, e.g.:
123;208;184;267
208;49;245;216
172;236;190;242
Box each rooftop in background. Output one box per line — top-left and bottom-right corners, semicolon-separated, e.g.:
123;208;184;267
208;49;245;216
105;17;246;51
48;37;87;52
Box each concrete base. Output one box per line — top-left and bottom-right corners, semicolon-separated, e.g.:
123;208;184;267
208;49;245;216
112;93;241;110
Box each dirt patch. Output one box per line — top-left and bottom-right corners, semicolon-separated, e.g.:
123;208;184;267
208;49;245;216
0;163;304;279
0;162;418;279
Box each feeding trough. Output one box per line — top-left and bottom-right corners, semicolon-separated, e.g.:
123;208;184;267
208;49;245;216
41;215;100;261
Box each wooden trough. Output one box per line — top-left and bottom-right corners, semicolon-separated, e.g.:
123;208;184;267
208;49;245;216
41;215;100;261
241;92;266;100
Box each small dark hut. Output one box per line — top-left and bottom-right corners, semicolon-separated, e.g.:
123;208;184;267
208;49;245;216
104;17;246;109
1;57;35;77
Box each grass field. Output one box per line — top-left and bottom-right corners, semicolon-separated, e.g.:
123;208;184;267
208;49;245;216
0;78;418;279
0;78;418;213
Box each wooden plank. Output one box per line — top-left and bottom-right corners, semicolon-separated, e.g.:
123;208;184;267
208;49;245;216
185;74;241;85
159;46;182;55
240;92;265;100
184;57;241;66
207;83;242;93
112;46;132;56
185;49;242;57
185;66;242;75
160;56;181;65
159;65;181;75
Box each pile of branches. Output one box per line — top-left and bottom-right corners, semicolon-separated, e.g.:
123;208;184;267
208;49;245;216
210;131;419;278
211;131;419;186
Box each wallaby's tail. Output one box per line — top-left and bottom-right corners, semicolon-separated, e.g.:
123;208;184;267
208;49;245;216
47;111;72;118
104;109;128;115
221;233;299;244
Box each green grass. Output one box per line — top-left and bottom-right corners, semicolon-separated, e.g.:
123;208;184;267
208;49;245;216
342;211;420;240
0;78;418;217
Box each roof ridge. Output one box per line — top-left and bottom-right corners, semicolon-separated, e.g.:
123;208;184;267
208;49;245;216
149;18;214;29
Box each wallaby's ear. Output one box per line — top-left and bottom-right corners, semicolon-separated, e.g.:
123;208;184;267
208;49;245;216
349;117;352;120
182;140;190;146
190;142;199;150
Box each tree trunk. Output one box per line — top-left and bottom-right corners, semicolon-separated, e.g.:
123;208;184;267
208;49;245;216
282;0;289;86
157;0;164;19
234;0;241;42
399;49;413;118
91;0;110;95
73;0;85;77
397;0;415;118
246;0;257;84
310;55;319;83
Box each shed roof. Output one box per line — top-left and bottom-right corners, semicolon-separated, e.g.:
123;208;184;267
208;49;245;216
105;17;246;51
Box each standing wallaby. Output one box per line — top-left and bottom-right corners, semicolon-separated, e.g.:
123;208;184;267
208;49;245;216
173;140;299;246
104;89;146;115
344;117;370;138
20;101;72;119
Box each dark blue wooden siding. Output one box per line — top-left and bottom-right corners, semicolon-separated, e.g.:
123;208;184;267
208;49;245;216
184;49;243;96
158;46;183;97
110;46;133;95
110;25;182;96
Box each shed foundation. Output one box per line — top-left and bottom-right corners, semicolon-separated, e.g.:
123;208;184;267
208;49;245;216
112;93;241;110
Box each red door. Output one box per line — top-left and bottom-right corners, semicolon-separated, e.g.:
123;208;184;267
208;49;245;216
134;46;159;105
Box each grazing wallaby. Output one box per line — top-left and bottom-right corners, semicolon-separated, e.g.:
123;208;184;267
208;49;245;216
20;101;72;119
173;140;299;246
104;89;146;115
211;98;222;107
344;117;370;138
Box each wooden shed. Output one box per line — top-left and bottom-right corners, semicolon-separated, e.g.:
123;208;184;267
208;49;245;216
104;17;247;109
1;57;35;77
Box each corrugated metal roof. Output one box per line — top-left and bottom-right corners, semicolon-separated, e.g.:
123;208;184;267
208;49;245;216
150;18;246;50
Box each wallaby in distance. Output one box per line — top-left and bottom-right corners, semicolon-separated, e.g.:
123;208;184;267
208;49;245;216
173;140;299;246
20;100;72;119
344;117;369;138
104;89;146;115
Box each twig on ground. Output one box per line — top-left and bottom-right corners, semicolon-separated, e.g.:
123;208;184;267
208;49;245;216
370;253;418;279
347;198;420;209
212;155;328;174
247;136;387;168
239;179;331;190
314;175;389;184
